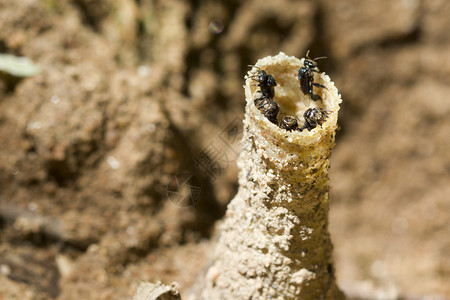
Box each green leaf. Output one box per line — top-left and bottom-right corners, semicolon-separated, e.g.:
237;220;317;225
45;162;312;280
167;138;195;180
0;54;42;77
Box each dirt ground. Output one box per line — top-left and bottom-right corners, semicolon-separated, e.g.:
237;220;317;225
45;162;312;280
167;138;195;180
0;0;449;299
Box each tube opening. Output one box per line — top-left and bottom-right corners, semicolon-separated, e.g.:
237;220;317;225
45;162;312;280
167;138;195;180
246;52;340;139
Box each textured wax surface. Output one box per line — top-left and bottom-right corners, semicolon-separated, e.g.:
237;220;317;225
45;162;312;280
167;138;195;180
196;52;344;300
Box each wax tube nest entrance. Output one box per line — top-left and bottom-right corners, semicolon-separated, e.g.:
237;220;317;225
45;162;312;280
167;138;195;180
191;52;344;300
243;52;342;181
246;52;341;144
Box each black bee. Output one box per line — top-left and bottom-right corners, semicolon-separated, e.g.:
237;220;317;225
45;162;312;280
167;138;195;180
299;108;329;131
256;98;279;124
298;51;327;101
249;65;277;105
278;115;299;131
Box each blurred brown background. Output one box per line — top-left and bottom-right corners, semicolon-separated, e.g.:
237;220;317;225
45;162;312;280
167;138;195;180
0;0;449;299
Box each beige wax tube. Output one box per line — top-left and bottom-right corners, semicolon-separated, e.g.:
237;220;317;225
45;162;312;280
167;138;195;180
196;52;344;300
